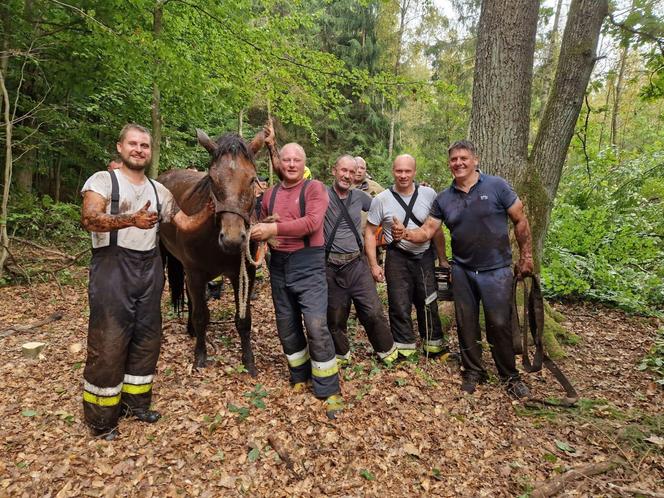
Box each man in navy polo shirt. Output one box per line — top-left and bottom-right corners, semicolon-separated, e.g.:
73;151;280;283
394;140;534;398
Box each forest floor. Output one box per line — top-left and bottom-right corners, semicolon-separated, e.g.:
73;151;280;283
0;254;662;497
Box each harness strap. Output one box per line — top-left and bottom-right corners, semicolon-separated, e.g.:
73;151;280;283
299;180;310;248
389;185;423;228
108;171;162;246
147;178;161;223
108;170;120;247
511;275;579;407
268;180;311;247
326;188;363;259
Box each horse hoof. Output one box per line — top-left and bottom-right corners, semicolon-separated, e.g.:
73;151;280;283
194;356;209;369
246;365;258;377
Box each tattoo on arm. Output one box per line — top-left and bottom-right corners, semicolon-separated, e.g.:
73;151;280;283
81;192;136;232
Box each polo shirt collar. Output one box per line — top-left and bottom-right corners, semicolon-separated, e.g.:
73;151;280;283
450;170;483;192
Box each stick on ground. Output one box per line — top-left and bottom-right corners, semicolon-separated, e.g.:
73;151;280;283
531;458;626;498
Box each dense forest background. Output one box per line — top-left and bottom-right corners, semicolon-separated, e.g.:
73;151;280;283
0;0;662;319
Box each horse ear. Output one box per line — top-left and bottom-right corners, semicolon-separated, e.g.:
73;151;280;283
196;129;216;155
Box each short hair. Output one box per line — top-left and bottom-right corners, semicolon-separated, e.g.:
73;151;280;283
279;142;307;162
335;154;357;168
118;123;152;144
448;140;477;156
354;156;366;168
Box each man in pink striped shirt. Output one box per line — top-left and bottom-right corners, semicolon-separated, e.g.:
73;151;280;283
250;141;344;419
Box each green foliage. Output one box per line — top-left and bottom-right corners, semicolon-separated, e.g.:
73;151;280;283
638;328;664;384
7;193;83;244
542;152;664;315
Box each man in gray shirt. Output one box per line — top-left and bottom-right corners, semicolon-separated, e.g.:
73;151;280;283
324;155;397;365
365;154;449;360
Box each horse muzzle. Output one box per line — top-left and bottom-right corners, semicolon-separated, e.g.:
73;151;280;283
216;211;249;254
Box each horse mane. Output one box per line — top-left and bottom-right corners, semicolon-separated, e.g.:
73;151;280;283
212;133;255;163
189;133;255;200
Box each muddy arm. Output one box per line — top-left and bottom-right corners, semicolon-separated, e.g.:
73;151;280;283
81;191;157;232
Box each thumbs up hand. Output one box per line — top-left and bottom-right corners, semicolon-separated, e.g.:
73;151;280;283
133;200;158;229
391;216;405;241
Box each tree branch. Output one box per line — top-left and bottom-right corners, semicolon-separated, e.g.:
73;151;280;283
608;12;664;57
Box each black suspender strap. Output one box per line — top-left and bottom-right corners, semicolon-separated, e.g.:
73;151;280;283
147;178;161;221
326;188;363;257
389;185;423;227
108;170;120;247
267;180;311;247
108;172;161;247
267;184;281;217
299;180;310;247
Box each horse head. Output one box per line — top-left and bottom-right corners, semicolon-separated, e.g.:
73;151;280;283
196;129;260;254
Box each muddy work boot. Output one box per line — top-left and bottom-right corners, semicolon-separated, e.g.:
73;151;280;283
90;426;120;441
460;372;487;395
121;405;162;423
505;379;531;400
324;394;345;420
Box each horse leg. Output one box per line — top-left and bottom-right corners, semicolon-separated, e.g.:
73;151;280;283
186;284;195;338
231;267;257;377
186;271;211;369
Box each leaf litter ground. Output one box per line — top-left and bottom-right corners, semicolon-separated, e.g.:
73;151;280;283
0;265;662;497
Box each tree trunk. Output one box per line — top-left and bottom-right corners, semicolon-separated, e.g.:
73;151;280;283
388;107;396;159
149;1;164;179
0;68;13;279
469;0;539;179
598;77;613;150
536;0;564;122
610;42;629;148
468;0;608;355
387;0;411;159
529;0;608;263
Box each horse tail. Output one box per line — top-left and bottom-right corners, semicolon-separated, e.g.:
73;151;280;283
161;242;186;315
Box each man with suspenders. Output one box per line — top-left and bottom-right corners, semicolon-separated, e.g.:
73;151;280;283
324;155;397;366
364;154;450;359
250;142;344;419
80;124;213;440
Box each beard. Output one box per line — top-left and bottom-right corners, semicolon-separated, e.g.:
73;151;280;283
121;154;152;172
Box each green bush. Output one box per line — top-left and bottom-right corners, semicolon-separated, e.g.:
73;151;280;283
542;152;663;315
7;192;87;249
638;328;664;385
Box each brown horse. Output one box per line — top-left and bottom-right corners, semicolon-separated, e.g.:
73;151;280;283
158;130;264;374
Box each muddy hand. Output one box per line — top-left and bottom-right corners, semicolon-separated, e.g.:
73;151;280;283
134;200;158;229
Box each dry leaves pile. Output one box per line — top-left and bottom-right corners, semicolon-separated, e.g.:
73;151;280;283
0;266;662;497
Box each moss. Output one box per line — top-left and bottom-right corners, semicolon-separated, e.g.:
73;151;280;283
544;300;566;323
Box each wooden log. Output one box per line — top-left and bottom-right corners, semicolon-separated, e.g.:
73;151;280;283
531;458;625;498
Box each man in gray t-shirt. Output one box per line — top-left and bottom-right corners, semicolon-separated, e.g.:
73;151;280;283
364;154;449;359
324;155;397;366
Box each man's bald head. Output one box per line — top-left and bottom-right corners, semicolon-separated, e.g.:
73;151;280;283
278;142;307;187
279;143;307;163
393;154;416;170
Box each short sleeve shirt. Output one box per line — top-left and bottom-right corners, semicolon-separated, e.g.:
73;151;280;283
367;185;437;255
81;170;178;251
430;173;517;271
324;187;371;253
